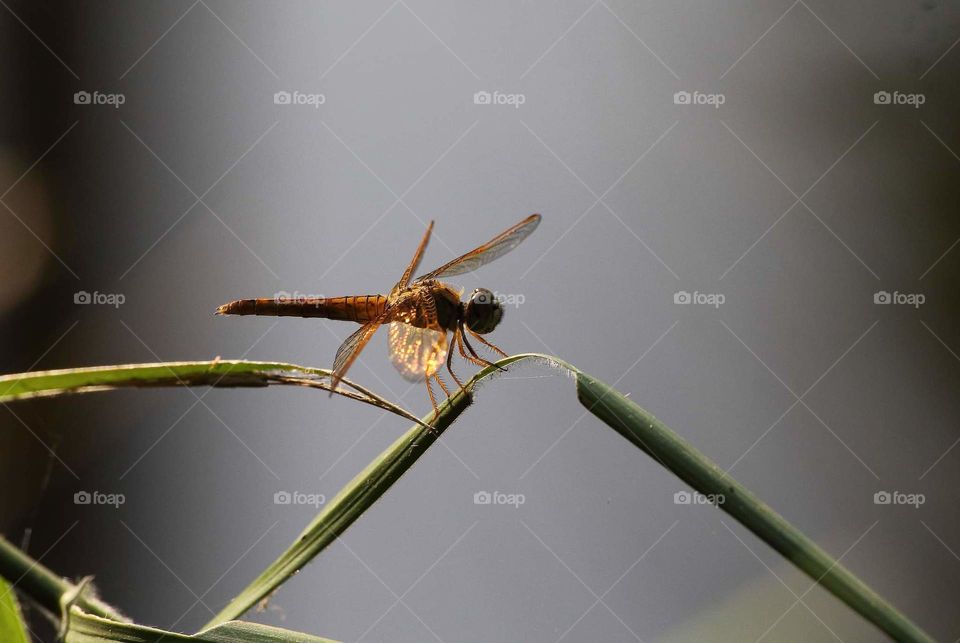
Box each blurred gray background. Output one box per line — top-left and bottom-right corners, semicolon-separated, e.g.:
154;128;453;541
2;1;959;641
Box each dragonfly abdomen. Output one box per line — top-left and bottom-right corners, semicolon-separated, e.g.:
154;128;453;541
216;295;387;322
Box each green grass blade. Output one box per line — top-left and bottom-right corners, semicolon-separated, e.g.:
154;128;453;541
0;361;297;401
208;353;933;642
0;355;932;640
575;369;935;643
0;361;429;429
0;536;123;622
63;609;338;643
0;577;29;643
0;536;337;642
206;382;477;627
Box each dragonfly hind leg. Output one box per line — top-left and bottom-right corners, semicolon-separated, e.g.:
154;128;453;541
433;373;452;397
425;373;455;418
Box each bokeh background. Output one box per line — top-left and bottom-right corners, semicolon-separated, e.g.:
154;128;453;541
2;2;959;641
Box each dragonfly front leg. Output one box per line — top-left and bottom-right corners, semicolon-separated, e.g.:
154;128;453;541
445;330;469;394
466;327;509;358
456;326;488;368
459;323;507;372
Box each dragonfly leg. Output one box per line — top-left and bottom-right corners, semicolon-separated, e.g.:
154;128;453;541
456;326;488;368
425;374;439;416
460;324;508;372
433;373;452;398
467;328;509;358
445;332;468;394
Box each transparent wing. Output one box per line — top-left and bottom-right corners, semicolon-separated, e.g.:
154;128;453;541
415;214;540;281
386;286;447;380
397;220;434;291
330;311;387;390
388;322;448;380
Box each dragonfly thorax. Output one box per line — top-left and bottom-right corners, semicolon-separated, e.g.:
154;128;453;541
429;282;463;331
412;282;502;335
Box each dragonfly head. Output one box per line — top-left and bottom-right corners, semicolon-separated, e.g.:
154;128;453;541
464;288;503;334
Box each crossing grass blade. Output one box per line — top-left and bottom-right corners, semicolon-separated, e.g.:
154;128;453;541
63;608;338;643
574;368;934;643
0;536;337;642
203;353;934;642
205;376;478;627
0;360;431;429
0;535;124;624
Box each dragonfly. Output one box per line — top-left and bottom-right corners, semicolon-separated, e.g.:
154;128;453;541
216;214;541;411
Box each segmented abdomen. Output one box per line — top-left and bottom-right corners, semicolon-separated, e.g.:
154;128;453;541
216;295;387;322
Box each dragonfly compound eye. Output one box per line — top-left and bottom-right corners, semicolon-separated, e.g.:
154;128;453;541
465;288;503;334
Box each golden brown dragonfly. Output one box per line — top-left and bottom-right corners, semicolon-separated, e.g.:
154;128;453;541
216;214;541;411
